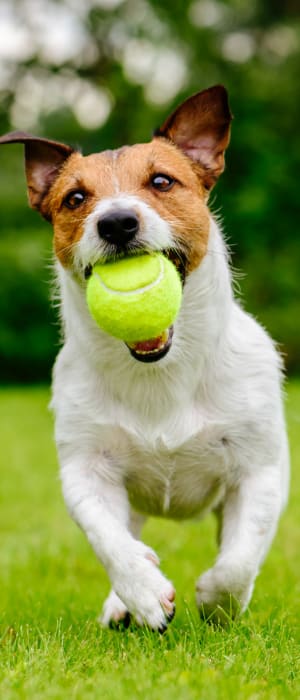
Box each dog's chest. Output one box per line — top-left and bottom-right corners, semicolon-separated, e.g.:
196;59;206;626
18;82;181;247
110;412;231;519
126;441;226;519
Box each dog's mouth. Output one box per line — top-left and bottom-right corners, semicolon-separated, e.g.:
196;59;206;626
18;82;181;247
84;248;186;363
163;248;187;285
126;327;173;363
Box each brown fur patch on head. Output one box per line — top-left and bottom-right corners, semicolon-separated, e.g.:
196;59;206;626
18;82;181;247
116;140;211;272
47;139;211;271
45;151;118;265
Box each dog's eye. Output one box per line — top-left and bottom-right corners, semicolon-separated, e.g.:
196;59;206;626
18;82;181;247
63;190;86;209
151;174;175;192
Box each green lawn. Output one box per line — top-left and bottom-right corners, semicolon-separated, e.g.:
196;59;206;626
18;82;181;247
0;384;299;699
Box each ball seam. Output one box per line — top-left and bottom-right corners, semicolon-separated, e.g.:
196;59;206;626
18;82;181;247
93;255;165;296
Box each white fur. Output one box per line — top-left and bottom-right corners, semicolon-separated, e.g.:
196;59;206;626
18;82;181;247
51;202;289;629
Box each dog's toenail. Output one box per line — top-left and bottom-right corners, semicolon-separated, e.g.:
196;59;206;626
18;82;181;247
166;604;176;622
158;623;168;635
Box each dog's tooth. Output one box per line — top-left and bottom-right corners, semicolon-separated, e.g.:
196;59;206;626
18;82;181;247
129;328;170;355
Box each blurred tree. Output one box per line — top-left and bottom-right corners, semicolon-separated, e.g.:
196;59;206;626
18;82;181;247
0;0;299;380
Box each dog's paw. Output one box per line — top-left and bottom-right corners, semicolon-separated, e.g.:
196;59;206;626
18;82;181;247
99;590;131;628
110;544;175;632
196;566;253;624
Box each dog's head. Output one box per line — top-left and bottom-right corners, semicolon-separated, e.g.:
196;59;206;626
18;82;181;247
0;85;232;362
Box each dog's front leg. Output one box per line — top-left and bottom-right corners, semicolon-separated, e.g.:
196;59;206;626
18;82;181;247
196;468;283;623
60;455;175;631
100;511;147;628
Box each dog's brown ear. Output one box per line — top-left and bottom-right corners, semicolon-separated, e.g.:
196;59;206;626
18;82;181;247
0;131;75;220
155;85;232;189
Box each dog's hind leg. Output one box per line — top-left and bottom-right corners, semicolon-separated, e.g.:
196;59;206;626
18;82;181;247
196;466;284;624
100;589;131;628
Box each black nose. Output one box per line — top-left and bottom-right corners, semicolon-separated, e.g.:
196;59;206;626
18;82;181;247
97;209;139;247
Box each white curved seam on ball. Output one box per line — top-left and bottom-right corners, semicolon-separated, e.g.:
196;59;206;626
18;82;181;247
93;256;165;296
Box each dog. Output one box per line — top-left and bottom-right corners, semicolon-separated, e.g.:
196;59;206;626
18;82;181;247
0;85;289;631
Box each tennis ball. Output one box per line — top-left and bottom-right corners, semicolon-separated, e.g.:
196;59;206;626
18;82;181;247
86;253;182;342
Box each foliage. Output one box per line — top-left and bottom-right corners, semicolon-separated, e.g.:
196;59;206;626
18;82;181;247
0;383;299;698
0;0;299;379
0;227;56;382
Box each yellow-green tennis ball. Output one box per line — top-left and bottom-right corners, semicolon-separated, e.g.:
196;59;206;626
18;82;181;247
86;253;182;343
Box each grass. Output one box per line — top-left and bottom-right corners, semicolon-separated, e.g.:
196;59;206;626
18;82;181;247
0;383;299;699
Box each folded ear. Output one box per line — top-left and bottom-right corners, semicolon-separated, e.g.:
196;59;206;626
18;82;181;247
155;85;232;189
0;131;75;220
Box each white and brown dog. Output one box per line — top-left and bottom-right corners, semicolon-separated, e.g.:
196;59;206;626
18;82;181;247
0;86;289;630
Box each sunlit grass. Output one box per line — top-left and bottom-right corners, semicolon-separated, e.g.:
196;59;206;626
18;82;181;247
0;384;299;699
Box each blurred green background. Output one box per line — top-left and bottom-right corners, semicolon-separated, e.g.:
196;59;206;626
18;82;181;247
0;0;299;382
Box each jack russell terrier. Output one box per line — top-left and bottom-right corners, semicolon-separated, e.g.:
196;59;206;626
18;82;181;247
0;86;289;631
